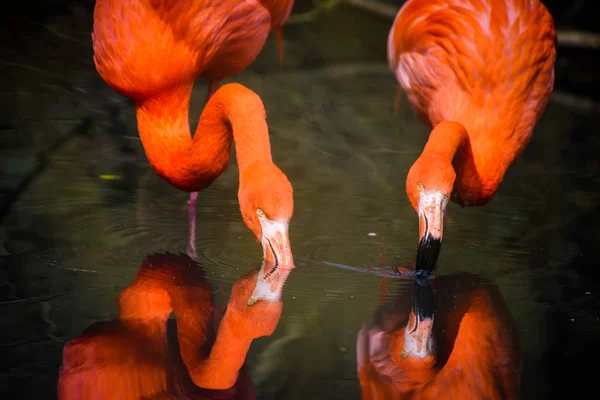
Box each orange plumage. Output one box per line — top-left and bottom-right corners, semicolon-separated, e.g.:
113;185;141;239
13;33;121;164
357;274;521;400
58;253;288;399
93;0;293;100
92;0;295;264
388;0;556;263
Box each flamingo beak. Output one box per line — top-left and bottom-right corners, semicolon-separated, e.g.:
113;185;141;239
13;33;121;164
248;220;294;305
417;190;448;271
403;281;436;359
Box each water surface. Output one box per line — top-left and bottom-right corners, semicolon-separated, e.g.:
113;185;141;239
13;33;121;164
1;1;599;399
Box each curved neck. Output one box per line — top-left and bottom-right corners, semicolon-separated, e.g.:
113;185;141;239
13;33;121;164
173;307;216;373
423;121;468;163
185;310;253;390
135;83;273;192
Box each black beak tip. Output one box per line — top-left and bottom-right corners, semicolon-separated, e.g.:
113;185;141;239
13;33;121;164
412;280;435;321
416;234;442;272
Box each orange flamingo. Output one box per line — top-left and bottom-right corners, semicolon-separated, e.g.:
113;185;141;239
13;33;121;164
92;0;295;260
58;252;291;399
387;0;556;265
356;272;521;399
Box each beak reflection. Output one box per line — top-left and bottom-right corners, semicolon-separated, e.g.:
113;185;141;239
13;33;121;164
249;219;294;305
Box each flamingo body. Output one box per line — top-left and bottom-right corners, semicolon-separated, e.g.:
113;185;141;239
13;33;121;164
388;0;556;207
93;0;293;101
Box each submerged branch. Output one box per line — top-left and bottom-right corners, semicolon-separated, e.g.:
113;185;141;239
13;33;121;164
556;30;600;49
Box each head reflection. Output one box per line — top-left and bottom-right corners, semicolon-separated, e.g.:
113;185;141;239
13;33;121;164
58;252;291;400
356;273;522;399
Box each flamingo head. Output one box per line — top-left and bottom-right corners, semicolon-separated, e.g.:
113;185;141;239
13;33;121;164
239;162;294;301
226;269;285;339
406;153;454;271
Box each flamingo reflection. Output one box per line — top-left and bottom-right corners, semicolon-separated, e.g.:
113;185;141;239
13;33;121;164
357;273;521;400
58;252;291;399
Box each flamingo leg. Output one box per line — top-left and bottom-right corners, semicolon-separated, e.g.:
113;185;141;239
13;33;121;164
274;26;284;67
185;82;219;260
186;192;198;260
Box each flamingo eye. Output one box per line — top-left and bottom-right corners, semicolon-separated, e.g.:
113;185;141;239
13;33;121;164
417;183;424;192
256;208;264;217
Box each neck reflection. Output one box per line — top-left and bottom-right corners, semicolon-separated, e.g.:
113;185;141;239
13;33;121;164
58;251;292;400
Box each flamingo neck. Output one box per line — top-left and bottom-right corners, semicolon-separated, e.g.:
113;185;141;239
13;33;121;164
135;82;273;193
182;273;284;390
426;119;516;205
186;310;253;390
422;121;468;164
172;303;217;373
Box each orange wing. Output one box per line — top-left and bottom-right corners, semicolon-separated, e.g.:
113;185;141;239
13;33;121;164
388;0;556;131
92;0;271;101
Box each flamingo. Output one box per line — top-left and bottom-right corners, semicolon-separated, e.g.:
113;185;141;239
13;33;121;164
92;0;295;260
58;252;291;399
356;272;521;399
387;0;556;266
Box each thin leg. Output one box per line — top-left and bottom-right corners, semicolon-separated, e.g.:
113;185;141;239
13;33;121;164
274;26;284;67
186;192;198;260
185;83;217;260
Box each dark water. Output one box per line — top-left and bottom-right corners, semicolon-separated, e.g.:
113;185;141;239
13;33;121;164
1;1;599;399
